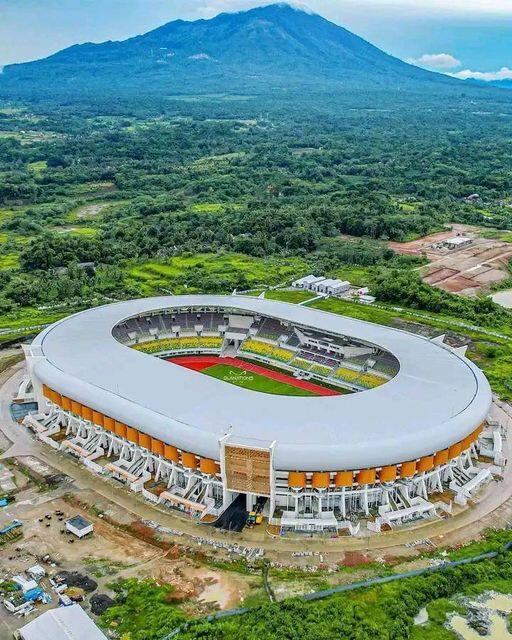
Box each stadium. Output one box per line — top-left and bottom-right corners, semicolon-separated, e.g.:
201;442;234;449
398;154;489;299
23;295;497;535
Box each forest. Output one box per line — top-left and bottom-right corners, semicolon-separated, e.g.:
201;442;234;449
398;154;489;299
0;91;511;319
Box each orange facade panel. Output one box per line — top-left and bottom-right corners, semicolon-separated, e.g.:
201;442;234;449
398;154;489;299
42;384;51;398
81;406;93;421
461;435;474;451
357;468;376;485
114;421;127;437
50;389;61;405
92;411;104;427
400;460;417;478
200;458;218;475
474;423;484;438
417;455;434;473
311;472;330;489
61;396;72;411
449;442;463;459
71;400;81;415
151;438;164;456
379;466;397;483
138;433;151;450
334;471;353;487
164;444;179;463
103;416;114;432
181;452;197;469
288;471;307;488
434;449;449;466
126;427;139;444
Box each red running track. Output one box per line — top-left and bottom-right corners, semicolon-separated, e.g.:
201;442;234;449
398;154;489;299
167;355;341;396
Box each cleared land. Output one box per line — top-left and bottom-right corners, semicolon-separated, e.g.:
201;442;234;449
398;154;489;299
389;224;512;295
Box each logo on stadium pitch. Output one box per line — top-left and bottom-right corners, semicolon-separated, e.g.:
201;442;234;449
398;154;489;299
224;369;254;383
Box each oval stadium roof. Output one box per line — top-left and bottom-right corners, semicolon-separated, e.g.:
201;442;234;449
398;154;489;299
31;295;492;471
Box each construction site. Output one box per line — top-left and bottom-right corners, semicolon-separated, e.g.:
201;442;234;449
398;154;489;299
389;225;512;295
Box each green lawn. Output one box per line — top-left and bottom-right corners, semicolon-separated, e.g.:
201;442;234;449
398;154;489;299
203;363;316;396
263;289;314;304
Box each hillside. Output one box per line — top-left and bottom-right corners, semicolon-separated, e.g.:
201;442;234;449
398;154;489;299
0;3;462;99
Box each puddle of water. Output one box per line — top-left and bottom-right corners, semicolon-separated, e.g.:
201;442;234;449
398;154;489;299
414;607;428;625
492;290;512;309
448;593;512;639
451;613;510;640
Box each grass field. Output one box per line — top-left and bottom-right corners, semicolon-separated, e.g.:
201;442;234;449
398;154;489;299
126;253;308;296
202;363;316;396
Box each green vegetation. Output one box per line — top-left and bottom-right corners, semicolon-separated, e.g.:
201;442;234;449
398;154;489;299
177;552;512;639
125;254;308;296
203;363;316;397
263;290;315;304
99;578;186;640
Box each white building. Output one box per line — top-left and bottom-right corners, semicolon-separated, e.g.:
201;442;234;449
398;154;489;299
443;237;472;250
292;275;325;289
66;515;93;538
312;278;350;296
19;604;107;640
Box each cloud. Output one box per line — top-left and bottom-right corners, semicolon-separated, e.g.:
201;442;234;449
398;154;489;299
450;66;512;81
407;53;461;69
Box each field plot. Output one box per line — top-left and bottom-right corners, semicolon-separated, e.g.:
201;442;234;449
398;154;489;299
169;355;341;397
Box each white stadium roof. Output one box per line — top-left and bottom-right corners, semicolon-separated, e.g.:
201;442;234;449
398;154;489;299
30;295;491;471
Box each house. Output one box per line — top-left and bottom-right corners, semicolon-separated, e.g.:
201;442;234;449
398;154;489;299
18;604;108;640
65;515;93;538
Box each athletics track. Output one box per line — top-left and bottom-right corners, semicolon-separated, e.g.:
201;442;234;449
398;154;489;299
167;355;340;396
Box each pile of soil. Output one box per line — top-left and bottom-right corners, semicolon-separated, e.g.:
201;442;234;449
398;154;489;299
58;571;98;592
90;593;115;615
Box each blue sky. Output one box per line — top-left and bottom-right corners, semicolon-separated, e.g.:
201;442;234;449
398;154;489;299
0;0;511;80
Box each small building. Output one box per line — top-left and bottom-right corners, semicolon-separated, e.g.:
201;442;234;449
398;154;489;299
292;275;325;290
18;604;108;640
443;237;472;250
66;515;93;538
359;294;376;305
27;565;46;581
313;278;350;296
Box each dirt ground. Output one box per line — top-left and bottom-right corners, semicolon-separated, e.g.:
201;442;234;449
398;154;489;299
76;203;107;218
388;224;512;296
0;487;256;636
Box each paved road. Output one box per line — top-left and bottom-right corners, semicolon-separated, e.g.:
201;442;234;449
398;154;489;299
2;363;512;557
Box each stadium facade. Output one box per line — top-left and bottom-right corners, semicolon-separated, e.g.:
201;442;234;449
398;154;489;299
23;295;498;534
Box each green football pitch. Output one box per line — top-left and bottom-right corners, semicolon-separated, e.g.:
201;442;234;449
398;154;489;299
202;363;316;397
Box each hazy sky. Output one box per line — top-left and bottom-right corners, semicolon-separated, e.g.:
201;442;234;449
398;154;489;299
1;0;511;80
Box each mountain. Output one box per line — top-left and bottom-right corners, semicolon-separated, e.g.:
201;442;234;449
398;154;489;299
0;3;462;100
490;80;512;89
